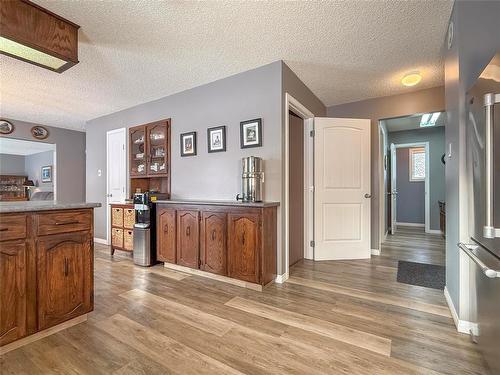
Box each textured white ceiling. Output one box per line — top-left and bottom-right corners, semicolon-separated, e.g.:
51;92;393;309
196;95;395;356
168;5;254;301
384;111;445;133
0;1;453;130
0;137;55;155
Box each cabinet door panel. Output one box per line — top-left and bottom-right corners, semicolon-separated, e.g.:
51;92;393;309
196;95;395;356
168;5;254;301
200;212;227;275
0;241;27;345
157;209;176;263
37;232;93;330
147;123;168;177
228;213;260;283
176;210;199;268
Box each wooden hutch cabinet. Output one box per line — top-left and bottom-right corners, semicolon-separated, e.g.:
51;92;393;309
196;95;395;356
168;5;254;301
156;202;278;289
129;119;171;196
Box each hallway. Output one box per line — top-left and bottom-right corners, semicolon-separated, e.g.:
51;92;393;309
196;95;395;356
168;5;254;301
380;226;446;266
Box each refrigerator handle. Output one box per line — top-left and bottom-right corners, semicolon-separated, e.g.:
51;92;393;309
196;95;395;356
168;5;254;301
458;242;500;278
483;93;500;238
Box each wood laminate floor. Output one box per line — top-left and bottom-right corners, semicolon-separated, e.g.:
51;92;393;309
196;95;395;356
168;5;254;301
0;229;487;374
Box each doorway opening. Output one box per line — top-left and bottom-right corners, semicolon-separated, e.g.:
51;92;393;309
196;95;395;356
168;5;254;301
283;93;314;283
0;137;56;202
378;111;446;289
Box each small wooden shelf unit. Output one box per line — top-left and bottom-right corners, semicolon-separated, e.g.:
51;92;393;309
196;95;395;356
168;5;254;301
110;204;135;255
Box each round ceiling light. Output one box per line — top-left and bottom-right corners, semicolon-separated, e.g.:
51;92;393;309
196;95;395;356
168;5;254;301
401;72;422;87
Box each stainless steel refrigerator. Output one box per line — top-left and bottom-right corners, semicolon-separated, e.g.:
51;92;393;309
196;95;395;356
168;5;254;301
462;52;500;374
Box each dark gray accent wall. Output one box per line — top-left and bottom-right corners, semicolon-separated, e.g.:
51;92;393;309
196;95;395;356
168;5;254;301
389;127;446;230
395;148;425;224
327;86;445;250
444;1;500;317
0;154;25;175
0;119;85;202
25;151;55;191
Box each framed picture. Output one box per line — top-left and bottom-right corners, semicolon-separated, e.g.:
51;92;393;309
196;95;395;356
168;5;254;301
0;119;14;135
31;125;49;140
240;118;262;148
207;126;226;153
41;165;52;183
180;131;197;157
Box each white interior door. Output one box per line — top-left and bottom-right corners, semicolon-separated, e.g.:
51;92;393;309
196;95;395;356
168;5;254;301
106;128;127;243
314;117;371;260
390;143;397;234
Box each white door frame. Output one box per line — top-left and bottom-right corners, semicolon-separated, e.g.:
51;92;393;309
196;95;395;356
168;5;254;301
106;128;127;245
391;142;431;233
282;93;315;283
378;123;387;248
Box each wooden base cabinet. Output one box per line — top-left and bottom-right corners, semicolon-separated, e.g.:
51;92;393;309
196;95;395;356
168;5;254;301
157;203;277;287
200;212;227;276
0;208;95;348
0;241;27;346
36;232;93;331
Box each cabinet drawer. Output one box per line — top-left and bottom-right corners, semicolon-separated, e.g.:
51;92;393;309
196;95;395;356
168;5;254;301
123;229;133;251
37;210;91;236
111;207;123;227
123;208;135;229
112;228;123;248
0;214;27;242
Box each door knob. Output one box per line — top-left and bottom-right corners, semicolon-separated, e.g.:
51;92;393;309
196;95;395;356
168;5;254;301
364;194;372;198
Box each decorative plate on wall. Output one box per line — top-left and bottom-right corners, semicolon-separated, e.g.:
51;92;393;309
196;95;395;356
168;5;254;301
0;120;14;135
31;126;49;140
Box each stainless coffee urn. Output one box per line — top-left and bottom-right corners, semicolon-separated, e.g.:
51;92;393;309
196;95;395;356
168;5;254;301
236;156;264;202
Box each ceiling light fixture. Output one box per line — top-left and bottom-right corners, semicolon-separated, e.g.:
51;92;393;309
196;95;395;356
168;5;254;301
0;0;80;73
401;72;422;87
420;112;441;127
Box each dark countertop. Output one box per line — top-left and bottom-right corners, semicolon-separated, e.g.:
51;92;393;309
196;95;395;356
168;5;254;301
0;201;101;213
472;236;500;260
154;199;280;208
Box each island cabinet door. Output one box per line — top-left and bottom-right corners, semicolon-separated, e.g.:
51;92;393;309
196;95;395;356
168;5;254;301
228;213;261;284
37;232;93;331
176;210;200;268
157;208;176;263
200;211;227;275
0;241;27;346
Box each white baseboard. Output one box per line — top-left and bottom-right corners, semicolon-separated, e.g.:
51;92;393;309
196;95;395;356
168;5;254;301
371;249;381;256
396;222;425;227
444;286;478;335
426;229;443;235
275;272;289;284
94;237;108;245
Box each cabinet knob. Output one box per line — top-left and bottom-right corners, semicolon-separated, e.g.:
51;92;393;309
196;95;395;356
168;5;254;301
211;230;216;241
163;224;169;233
242;232;245;246
186;226;190;236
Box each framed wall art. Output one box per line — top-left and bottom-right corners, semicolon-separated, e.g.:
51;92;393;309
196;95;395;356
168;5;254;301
180;131;197;157
207;126;226;153
0;119;14;135
31;125;49;140
240;118;262;149
41;165;52;182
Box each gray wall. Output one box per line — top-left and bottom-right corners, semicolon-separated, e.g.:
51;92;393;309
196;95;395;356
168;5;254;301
0;154;25;175
389;127;446;230
25;151;55;191
395;148;425;224
444;1;500;317
327;86;445;250
0;119;86;202
87;61;325;275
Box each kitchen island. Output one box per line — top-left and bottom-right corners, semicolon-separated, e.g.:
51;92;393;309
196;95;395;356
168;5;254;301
0;201;100;353
155;199;279;291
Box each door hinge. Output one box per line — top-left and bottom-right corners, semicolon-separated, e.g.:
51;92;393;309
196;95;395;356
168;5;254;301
123;144;125;150
310;130;315;137
310;240;315;248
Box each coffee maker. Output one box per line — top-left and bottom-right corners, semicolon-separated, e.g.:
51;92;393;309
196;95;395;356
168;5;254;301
132;191;167;266
236;156;264;202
